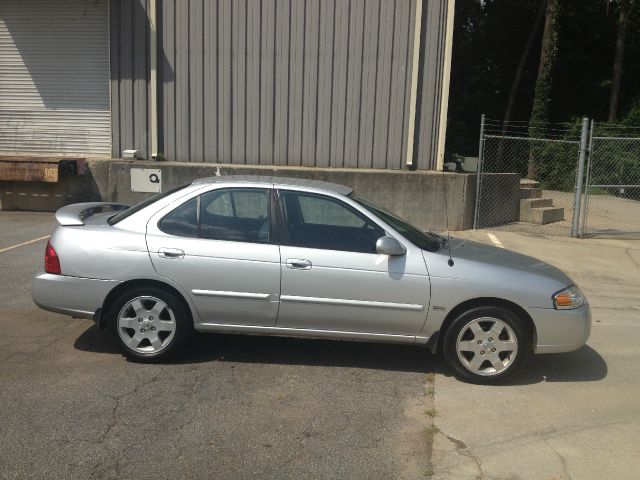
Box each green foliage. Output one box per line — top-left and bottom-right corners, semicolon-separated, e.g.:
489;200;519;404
533;118;583;191
621;95;640;127
445;0;542;156
529;0;560;129
531;112;640;197
446;0;640;156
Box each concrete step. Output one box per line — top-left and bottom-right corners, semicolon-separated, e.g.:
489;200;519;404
520;206;565;224
520;179;540;188
520;187;543;199
520;197;553;209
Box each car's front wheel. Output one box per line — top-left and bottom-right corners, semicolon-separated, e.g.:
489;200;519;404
442;306;531;384
107;286;192;362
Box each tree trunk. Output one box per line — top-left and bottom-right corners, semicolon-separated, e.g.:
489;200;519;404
528;0;559;179
608;0;629;123
503;0;547;129
497;0;547;170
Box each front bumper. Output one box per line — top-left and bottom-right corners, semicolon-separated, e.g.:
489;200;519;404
528;303;592;354
32;273;120;319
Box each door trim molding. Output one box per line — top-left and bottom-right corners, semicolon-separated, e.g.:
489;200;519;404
280;295;424;311
192;289;271;300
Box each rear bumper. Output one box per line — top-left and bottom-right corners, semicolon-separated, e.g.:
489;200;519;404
529;304;592;354
32;273;120;319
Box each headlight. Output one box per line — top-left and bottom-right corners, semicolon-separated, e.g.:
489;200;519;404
552;285;585;310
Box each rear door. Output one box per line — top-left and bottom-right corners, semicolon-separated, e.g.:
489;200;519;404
275;189;430;336
146;186;281;327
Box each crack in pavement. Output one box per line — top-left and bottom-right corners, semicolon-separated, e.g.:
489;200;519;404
172;366;207;466
432;418;638;480
89;369;165;478
625;248;640;269
438;429;485;479
0;322;78;363
544;439;572;480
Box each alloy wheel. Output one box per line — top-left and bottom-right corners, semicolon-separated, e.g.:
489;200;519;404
455;316;519;376
117;296;176;354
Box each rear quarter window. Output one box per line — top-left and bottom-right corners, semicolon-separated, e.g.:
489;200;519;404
108;184;190;225
157;198;198;237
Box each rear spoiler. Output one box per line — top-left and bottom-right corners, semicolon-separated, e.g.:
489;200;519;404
55;202;129;226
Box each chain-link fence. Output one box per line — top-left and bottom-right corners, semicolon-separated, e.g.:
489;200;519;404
582;123;640;237
474;118;584;236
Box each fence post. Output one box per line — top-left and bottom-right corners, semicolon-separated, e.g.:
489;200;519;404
473;114;486;229
580;120;595;236
571;117;590;237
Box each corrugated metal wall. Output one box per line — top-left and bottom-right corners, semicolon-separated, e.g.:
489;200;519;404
110;0;450;170
110;0;151;160
415;0;449;170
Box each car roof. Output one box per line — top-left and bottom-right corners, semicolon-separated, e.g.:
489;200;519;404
191;175;353;196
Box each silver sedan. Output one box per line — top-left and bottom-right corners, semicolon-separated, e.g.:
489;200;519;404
32;176;591;384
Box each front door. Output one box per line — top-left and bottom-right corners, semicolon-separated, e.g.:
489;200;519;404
275;190;430;336
146;187;281;327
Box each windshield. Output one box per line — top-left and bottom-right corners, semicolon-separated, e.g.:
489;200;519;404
351;195;442;252
108;183;190;225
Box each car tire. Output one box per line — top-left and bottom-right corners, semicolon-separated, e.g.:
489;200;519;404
442;305;531;384
107;286;193;363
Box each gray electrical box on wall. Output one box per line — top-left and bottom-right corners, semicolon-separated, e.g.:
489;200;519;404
130;168;162;193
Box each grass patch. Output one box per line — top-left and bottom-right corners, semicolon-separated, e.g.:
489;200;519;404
424;461;435;478
425;425;439;436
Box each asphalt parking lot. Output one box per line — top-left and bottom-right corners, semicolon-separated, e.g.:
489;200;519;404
1;211;639;479
0;211;432;480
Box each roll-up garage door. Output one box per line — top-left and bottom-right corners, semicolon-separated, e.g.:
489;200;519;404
0;0;110;155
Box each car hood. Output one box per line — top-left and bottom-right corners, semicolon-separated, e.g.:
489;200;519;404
443;237;573;286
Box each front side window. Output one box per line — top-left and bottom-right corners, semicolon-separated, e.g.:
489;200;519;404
351;195;441;252
158;188;271;243
279;191;383;253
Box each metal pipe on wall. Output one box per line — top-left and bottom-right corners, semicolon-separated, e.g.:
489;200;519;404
405;0;423;167
149;0;158;159
435;0;455;171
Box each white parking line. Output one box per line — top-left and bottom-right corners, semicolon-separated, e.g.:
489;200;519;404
486;233;505;249
0;235;50;254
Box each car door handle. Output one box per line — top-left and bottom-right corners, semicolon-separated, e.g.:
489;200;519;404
286;258;312;270
158;247;185;259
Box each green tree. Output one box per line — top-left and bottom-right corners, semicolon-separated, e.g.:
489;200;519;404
609;0;630;121
528;0;559;178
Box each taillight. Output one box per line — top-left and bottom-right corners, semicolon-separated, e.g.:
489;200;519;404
45;241;61;275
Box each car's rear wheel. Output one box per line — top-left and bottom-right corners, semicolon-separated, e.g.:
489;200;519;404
442;306;531;384
107;286;192;362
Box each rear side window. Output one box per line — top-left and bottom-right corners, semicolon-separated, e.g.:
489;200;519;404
200;189;270;242
158;188;271;244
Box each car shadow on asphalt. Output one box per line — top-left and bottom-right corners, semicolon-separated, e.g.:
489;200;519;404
74;325;447;374
508;345;608;384
74;325;606;381
434;345;608;385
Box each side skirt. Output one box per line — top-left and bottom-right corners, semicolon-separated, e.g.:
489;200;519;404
195;322;430;345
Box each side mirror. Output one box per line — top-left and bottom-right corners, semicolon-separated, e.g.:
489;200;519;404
376;236;407;256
